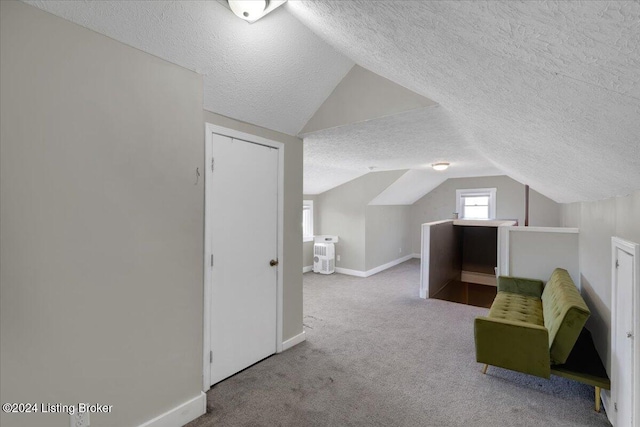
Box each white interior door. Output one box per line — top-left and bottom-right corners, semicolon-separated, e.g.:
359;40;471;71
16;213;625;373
612;238;638;427
209;133;278;386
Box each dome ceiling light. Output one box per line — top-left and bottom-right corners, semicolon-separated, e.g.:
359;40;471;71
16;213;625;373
432;162;450;171
225;0;287;24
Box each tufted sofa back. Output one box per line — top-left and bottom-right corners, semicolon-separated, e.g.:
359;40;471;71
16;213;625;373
541;268;590;364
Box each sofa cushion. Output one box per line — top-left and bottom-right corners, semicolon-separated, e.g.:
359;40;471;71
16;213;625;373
497;276;543;298
489;292;544;326
541;268;591;364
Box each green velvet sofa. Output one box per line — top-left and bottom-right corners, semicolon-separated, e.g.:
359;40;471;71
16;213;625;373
475;269;592;374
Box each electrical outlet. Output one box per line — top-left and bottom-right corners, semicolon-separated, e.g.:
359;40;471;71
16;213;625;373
71;411;90;427
399;247;402;253
337;255;341;262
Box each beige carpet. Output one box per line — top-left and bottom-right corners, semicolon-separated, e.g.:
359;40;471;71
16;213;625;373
187;259;610;427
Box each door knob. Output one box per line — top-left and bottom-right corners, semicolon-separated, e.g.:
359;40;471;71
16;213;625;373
627;331;634;339
270;259;279;267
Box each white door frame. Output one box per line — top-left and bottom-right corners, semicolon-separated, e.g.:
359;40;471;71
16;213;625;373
203;122;285;392
610;236;640;426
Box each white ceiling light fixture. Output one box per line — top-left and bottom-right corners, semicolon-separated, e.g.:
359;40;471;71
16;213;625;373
432;162;450;171
225;0;287;24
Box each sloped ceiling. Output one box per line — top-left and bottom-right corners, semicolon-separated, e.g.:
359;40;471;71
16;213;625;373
288;1;640;203
23;1;640;203
301;64;503;199
304;106;502;195
24;0;354;136
300;64;437;135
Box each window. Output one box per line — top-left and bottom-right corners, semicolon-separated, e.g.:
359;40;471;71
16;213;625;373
456;188;496;220
303;200;314;242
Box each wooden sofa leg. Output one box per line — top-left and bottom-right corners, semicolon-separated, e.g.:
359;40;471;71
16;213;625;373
595;387;601;412
482;364;489;374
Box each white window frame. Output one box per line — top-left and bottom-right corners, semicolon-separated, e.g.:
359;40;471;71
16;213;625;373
303;200;314;242
456;188;497;220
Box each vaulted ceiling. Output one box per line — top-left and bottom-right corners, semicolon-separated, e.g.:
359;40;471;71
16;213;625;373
25;0;354;135
25;1;640;203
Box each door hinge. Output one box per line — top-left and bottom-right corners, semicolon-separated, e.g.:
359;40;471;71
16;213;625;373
615;259;619;268
211;254;214;267
211;157;215;172
210;350;213;364
614;402;618;411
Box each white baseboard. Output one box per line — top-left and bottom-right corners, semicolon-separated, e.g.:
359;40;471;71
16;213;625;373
601;390;613;425
302;265;313;273
335;267;367;277
138;392;206;427
282;330;306;351
336;254;415;278
365;254;414;277
412;253;420;259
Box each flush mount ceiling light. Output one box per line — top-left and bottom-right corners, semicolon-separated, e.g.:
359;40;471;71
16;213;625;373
224;0;287;24
432;162;450;171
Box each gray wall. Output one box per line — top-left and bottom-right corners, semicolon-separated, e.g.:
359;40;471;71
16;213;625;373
303;241;314;269
1;2;203;426
316;170;407;271
561;190;640;375
203;111;303;342
301;64;436;134
365;206;412;270
508;230;579;285
303;194;319;269
411;175;562;253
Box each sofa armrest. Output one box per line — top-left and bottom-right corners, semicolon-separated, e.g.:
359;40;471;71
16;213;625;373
474;316;550;378
497;276;544;298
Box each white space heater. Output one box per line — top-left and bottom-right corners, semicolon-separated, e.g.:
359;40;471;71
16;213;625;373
313;235;339;274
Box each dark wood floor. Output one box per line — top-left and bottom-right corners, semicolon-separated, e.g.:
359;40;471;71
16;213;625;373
431;280;496;308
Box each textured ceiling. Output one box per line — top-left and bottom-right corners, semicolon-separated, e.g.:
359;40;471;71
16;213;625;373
289;1;640;202
304;106;502;195
23;1;640;203
25;0;354;136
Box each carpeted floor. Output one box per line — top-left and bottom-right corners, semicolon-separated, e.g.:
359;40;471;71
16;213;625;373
187;259;611;427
